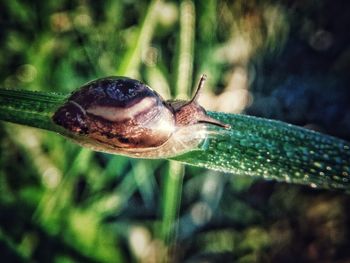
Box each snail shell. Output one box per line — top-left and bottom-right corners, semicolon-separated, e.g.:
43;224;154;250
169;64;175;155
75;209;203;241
52;75;229;158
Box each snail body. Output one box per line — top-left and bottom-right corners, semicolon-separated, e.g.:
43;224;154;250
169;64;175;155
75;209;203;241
52;75;229;158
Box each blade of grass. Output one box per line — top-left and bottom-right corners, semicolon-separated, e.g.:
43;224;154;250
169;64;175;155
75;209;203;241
160;162;184;244
116;0;163;77
0;89;65;133
173;112;350;192
160;1;196;259
175;0;195;98
1;88;349;191
112;0;164;240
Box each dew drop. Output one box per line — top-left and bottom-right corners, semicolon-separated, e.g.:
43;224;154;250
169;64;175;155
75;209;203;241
332;175;340;181
240;139;252;147
322;154;330;160
313;162;324;169
217;141;227;151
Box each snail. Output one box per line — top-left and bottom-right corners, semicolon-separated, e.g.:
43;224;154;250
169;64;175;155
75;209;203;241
52;74;230;158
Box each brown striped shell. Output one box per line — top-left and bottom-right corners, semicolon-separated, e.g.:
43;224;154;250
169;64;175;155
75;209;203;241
52;75;229;158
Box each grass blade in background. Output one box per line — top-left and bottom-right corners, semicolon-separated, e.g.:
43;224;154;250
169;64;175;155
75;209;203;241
160;0;196;258
160;162;184;244
174;0;195;98
116;0;163;77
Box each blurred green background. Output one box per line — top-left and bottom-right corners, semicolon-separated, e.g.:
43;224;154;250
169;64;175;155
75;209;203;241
1;0;350;262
